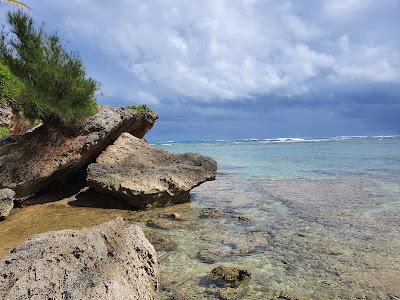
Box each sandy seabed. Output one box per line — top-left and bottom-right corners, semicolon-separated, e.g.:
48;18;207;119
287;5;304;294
1;174;399;299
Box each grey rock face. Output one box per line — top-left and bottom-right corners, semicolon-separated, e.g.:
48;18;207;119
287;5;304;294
0;103;34;136
0;188;15;220
87;133;217;209
0;103;13;129
0;106;158;198
0;217;159;300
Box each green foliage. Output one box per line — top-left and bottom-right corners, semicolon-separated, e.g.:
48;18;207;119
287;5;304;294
0;62;25;105
128;104;156;115
0;127;11;139
0;11;99;125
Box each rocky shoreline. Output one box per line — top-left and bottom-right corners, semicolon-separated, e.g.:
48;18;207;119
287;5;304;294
0;105;229;299
0;105;159;199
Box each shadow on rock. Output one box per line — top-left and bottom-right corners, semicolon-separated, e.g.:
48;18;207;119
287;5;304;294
68;188;134;210
23;180;86;206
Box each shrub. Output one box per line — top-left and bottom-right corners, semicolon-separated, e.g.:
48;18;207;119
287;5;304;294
0;127;11;138
0;11;99;125
128;104;156;115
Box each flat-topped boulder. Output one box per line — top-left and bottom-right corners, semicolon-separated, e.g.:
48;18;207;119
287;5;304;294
0;217;159;300
0;106;158;198
87;133;217;209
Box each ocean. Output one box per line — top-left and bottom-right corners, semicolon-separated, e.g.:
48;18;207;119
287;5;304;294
1;136;399;299
153;136;400;299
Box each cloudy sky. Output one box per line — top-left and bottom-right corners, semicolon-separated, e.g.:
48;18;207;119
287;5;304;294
1;0;400;141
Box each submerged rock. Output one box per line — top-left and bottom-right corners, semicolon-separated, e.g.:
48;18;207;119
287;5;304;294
207;286;248;300
0;188;15;220
221;232;268;256
162;212;187;221
236;215;253;222
87;133;217;209
143;229;177;252
208;265;251;288
199;207;226;219
0;106;158;198
196;247;227;264
146;217;187;230
0;217;159;300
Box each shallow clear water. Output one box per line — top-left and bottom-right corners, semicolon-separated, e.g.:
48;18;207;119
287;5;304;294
153;136;400;299
1;136;399;299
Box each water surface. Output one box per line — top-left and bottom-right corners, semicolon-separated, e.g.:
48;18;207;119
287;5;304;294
1;136;399;299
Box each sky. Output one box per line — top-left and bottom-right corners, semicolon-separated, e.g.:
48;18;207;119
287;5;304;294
1;0;400;141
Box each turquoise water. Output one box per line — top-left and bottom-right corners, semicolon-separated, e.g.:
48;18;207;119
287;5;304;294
156;136;400;181
152;136;400;299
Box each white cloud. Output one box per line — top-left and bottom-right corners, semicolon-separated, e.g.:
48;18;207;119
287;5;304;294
135;91;159;105
31;0;400;102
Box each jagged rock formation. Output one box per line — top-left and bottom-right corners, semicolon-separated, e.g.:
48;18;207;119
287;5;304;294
0;188;15;220
0;217;159;300
87;133;217;209
0;106;158;198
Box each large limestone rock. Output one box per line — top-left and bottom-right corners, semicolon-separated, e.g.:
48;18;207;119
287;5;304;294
87;133;217;209
0;188;15;220
0;106;158;198
0;217;159;300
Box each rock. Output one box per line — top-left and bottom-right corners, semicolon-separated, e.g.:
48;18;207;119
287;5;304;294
0;103;34;136
199;207;226;219
236;215;253;222
221;232;268;256
0;217;159;300
163;212;186;221
0;188;15;220
143;229;177;252
87;133;217;209
146;217;186;230
217;287;242;300
0;106;158;198
206;286;247;300
196;248;227;264
208;265;251;288
0;104;13;129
